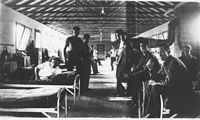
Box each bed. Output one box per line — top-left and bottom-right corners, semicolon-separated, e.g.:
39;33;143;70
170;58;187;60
4;71;80;104
0;87;66;118
0;71;80;117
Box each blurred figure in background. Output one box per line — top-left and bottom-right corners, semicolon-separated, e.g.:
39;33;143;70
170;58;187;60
105;50;110;60
0;46;10;78
90;45;99;75
42;48;50;62
26;40;37;65
179;45;199;90
110;45;118;71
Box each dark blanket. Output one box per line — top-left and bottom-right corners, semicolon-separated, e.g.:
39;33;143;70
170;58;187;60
0;87;64;108
5;71;77;85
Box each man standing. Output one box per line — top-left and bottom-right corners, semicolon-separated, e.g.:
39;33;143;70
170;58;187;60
63;26;83;74
80;34;92;93
90;45;99;75
115;29;133;96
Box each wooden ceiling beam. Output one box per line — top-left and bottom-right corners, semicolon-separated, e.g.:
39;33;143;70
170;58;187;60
21;10;166;15
36;18;170;25
127;9;165;14
43;21;130;24
64;28;127;31
57;24;127;27
28;14;171;19
21;10;126;14
136;1;174;8
63;26;127;28
37;18;127;22
34;18;169;23
126;2;174;9
35;17;127;21
1;0;22;6
57;28;128;32
37;18;168;24
5;3;126;8
6;1;175;9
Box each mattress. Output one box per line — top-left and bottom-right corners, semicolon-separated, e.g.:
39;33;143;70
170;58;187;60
0;87;63;108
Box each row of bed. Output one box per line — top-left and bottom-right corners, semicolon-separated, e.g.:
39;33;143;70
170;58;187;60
0;71;80;118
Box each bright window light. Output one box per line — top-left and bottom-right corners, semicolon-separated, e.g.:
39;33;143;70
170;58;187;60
16;23;31;51
110;33;116;42
35;30;41;48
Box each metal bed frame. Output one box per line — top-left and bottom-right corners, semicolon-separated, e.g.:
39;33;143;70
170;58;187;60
0;87;66;118
0;74;80;118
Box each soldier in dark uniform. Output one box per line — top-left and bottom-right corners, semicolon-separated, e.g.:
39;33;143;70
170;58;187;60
124;39;161;106
146;44;192;118
115;29;134;96
63;26;83;74
80;34;92;93
179;45;199;90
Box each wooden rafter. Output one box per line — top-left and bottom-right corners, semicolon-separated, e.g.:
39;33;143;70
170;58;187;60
1;0;178;38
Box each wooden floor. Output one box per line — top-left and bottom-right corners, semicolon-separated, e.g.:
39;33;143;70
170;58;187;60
58;58;135;118
0;58;200;118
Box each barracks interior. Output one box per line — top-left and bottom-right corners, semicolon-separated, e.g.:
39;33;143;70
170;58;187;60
0;0;200;118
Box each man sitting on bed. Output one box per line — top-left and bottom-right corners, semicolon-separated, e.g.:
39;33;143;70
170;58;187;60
35;56;62;80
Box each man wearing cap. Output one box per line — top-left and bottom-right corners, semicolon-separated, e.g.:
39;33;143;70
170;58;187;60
63;26;83;74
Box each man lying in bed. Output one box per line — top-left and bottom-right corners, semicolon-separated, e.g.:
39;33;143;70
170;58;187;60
35;56;62;80
3;56;76;85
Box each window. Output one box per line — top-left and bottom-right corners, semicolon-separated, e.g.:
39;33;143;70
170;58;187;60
97;44;105;55
15;23;31;51
35;29;41;48
157;33;163;39
162;31;168;40
111;33;117;42
151;35;157;39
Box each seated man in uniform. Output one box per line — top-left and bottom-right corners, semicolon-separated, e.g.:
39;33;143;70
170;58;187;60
179;45;199;90
35;57;62;80
146;44;192;118
124;39;160;106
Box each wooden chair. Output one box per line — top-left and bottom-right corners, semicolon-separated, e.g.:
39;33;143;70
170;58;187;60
138;81;146;118
160;95;179;118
